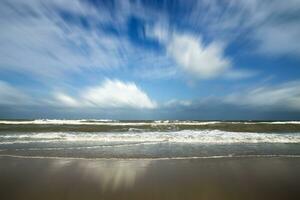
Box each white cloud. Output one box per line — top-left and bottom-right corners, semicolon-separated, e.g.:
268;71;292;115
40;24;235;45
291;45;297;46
147;24;251;80
225;81;300;110
53;79;156;109
167;33;231;79
148;26;258;80
82;79;156;109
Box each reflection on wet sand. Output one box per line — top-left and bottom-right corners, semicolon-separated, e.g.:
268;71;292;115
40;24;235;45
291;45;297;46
0;156;300;200
72;160;150;191
43;158;150;192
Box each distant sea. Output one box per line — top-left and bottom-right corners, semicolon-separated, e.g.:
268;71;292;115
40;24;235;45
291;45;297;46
1;119;300;159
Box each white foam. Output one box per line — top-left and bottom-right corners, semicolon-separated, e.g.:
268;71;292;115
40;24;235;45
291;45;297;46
0;119;300;125
1;130;299;145
261;121;300;124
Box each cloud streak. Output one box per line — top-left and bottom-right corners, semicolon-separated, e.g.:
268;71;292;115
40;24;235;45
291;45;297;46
185;0;300;56
225;81;300;111
1;1;121;75
0;81;32;106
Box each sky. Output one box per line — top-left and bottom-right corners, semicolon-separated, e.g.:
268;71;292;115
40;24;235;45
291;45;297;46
0;0;300;120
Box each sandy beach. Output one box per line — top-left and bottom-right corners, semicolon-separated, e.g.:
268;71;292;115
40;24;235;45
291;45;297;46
0;156;299;200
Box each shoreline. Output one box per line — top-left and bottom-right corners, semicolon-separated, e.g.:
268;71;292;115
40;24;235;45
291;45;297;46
0;153;300;161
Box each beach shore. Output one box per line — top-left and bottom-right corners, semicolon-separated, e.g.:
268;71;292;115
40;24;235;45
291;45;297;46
0;156;299;200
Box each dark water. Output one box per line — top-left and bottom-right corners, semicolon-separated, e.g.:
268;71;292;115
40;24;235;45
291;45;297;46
0;119;300;159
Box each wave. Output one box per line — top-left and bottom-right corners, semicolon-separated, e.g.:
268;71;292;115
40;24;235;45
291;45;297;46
0;119;300;125
0;154;300;161
1;130;300;144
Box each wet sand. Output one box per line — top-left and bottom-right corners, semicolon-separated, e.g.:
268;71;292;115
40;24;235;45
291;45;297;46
0;156;300;200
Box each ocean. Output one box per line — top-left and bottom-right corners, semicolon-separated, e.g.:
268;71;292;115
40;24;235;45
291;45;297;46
1;119;300;159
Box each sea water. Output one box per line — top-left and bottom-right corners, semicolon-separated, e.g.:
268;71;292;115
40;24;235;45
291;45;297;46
0;119;300;159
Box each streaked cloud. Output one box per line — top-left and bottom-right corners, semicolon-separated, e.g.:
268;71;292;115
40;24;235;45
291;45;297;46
166;80;300;112
0;81;32;105
223;69;258;80
164;99;192;107
0;0;155;80
225;81;300;111
186;0;300;56
53;93;80;107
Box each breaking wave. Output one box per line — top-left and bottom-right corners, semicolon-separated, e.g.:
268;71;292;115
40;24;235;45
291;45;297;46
1;130;299;145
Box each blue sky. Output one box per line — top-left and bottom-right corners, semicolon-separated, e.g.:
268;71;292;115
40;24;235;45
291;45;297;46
0;0;300;120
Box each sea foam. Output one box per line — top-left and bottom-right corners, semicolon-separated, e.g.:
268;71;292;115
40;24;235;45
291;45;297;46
1;130;299;145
